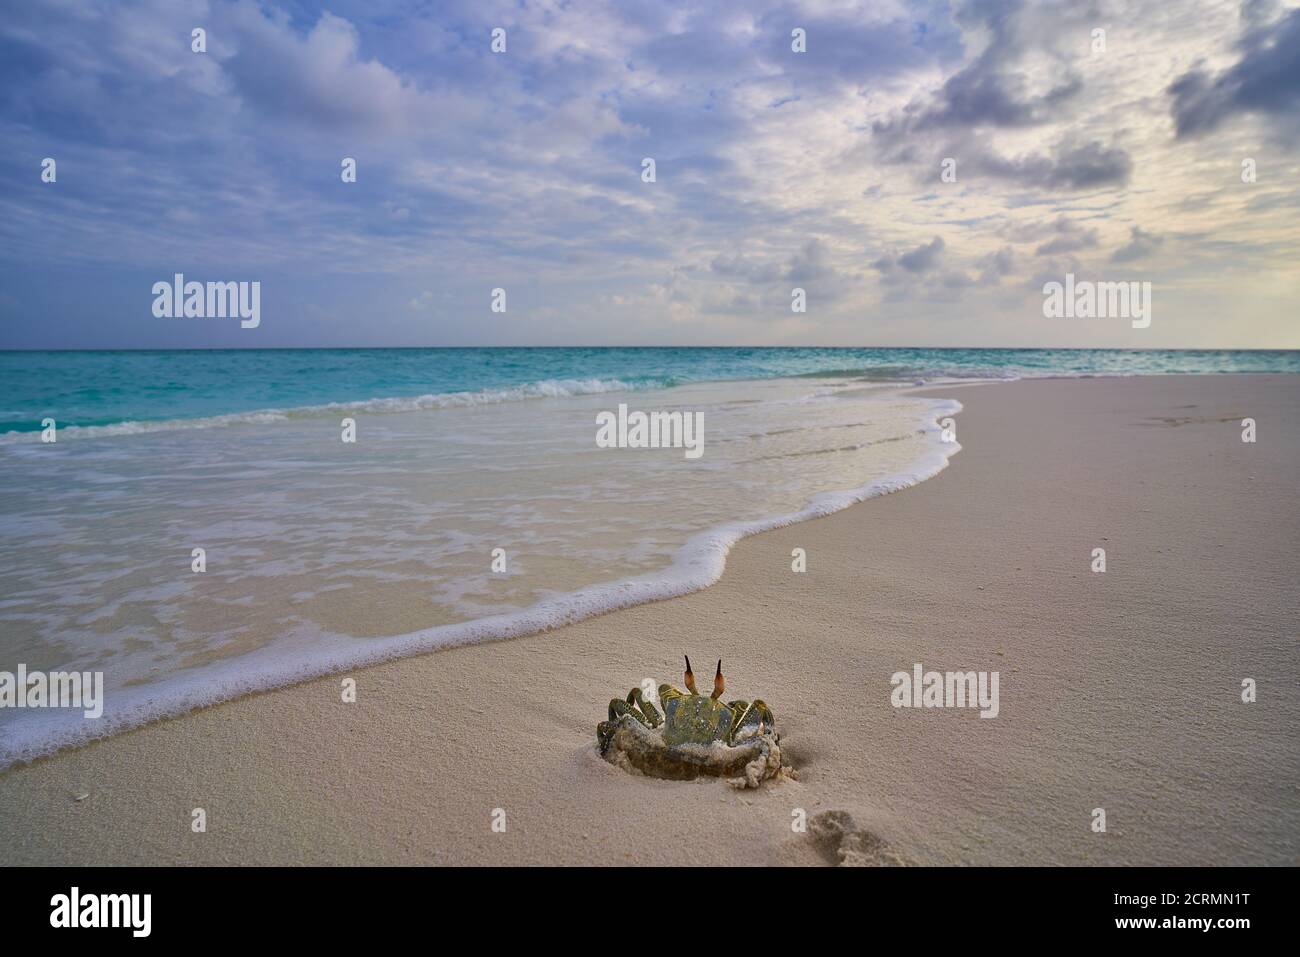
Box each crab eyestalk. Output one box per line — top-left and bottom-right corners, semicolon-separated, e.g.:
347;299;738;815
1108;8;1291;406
683;655;697;695
711;659;725;700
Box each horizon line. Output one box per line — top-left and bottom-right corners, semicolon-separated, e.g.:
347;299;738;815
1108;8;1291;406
2;345;1298;354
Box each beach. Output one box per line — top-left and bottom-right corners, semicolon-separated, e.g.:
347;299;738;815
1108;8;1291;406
0;373;1296;866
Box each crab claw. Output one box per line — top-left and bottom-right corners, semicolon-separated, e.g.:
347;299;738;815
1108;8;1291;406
684;655;697;695
712;659;725;700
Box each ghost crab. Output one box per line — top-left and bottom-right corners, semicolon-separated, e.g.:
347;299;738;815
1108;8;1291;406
596;656;784;788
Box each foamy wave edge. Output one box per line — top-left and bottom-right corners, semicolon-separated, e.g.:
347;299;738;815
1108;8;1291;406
0;396;962;769
0;377;667;444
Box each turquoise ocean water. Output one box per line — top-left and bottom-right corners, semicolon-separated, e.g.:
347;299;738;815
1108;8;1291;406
1;347;1296;435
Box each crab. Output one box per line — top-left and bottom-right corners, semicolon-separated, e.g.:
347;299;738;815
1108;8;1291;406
596;656;783;788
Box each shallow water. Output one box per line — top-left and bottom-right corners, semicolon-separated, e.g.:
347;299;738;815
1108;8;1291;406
0;371;958;764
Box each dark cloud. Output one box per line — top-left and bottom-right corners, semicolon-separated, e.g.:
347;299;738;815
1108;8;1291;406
709;253;783;283
1036;231;1096;256
785;239;833;282
1168;7;1300;140
876;236;945;273
976;245;1015;283
867;2;1130;196
1001;217;1099;257
709;239;833;284
1111;226;1164;262
899;236;946;271
981;138;1132;190
912;69;1081;130
873;0;1085;136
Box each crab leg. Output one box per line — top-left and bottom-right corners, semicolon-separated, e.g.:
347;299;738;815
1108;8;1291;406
628;687;662;727
725;698;775;745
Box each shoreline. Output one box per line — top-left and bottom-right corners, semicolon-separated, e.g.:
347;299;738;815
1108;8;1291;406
1;374;1296;865
0;388;961;769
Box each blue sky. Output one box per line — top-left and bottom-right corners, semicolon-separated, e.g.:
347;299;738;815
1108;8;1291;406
1;0;1297;349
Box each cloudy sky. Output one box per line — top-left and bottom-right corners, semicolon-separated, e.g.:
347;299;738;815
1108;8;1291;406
1;0;1297;349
